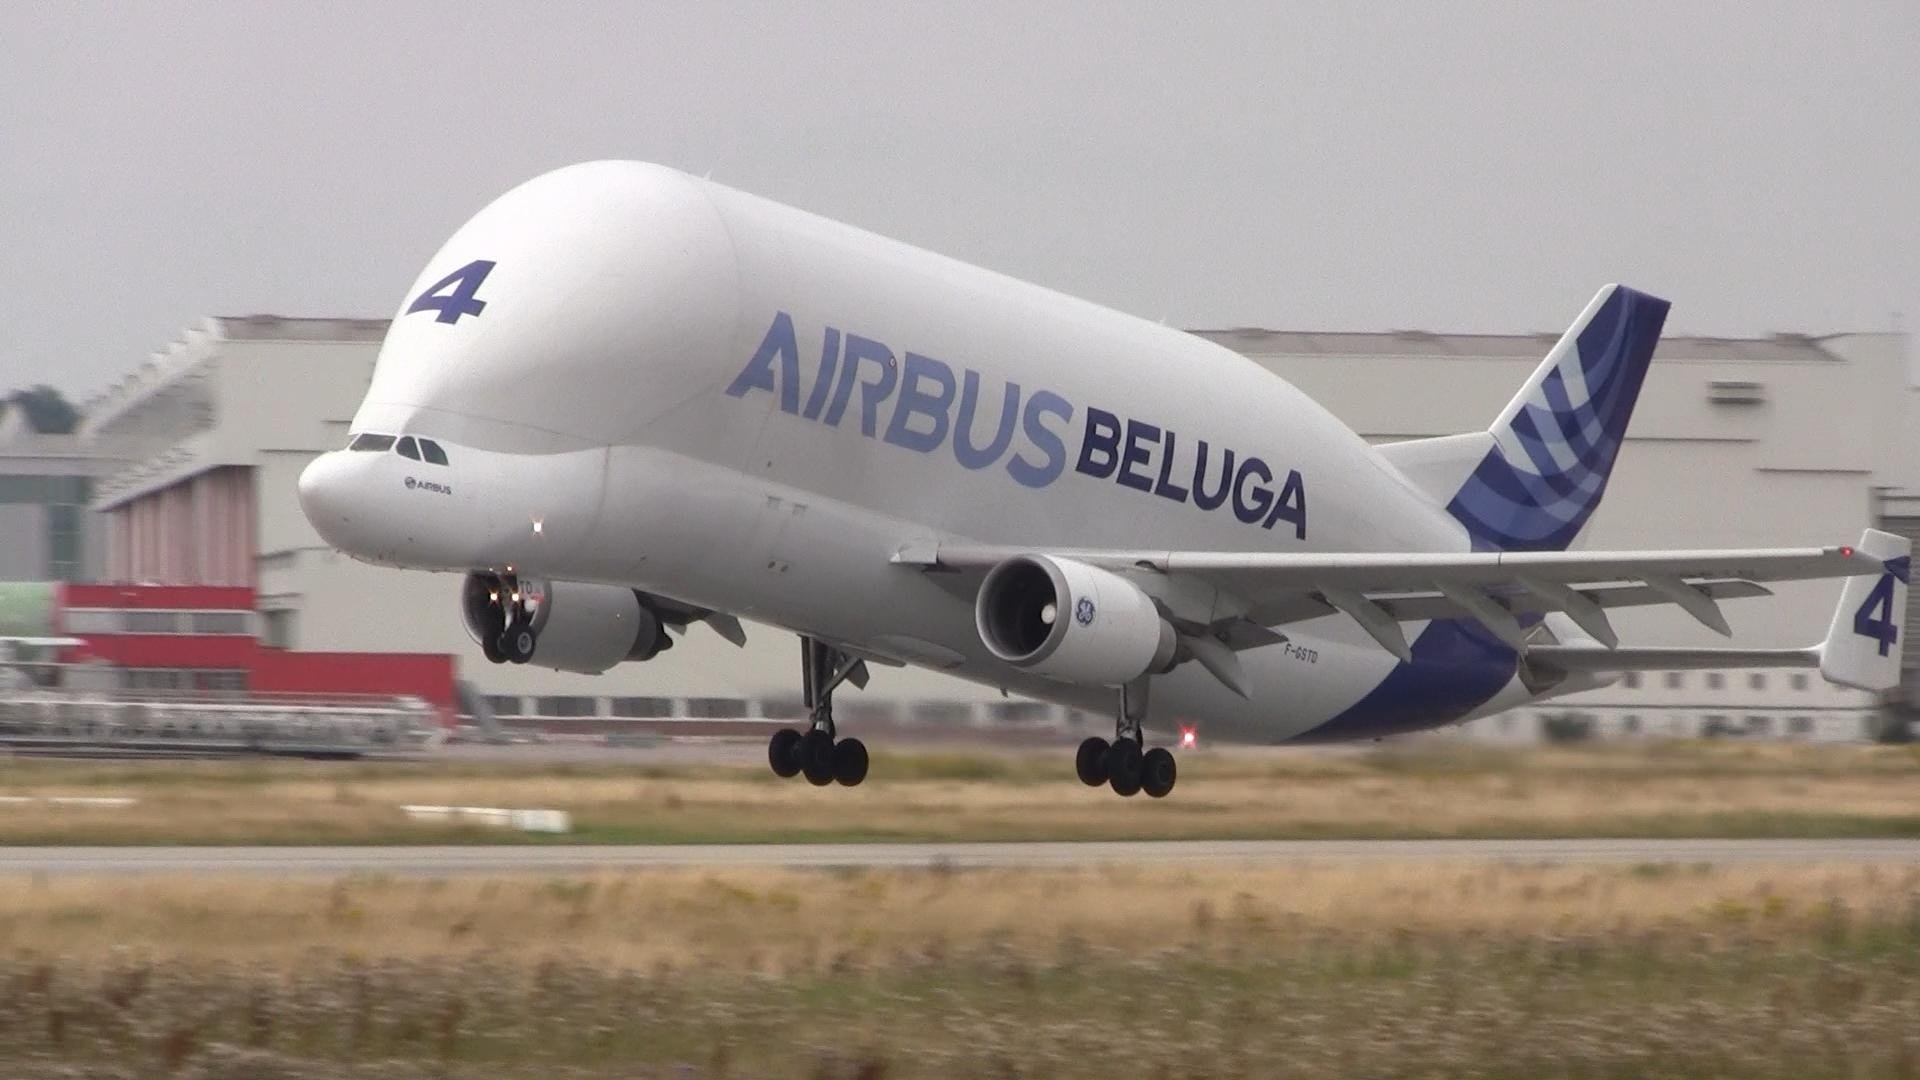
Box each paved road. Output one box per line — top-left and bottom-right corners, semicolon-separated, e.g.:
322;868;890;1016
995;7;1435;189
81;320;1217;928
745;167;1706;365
3;838;1919;876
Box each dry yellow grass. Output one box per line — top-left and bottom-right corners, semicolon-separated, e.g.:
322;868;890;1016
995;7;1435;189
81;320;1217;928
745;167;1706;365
3;740;1920;843
2;861;1915;970
5;859;1920;1077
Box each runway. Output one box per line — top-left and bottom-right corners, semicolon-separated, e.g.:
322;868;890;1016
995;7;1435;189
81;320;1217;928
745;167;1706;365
3;838;1919;876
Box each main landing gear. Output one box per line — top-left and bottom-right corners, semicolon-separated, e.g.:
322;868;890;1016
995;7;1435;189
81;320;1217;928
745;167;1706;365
1074;677;1176;798
767;637;869;788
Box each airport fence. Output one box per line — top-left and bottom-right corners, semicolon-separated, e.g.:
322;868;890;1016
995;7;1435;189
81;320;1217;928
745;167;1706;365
0;689;437;756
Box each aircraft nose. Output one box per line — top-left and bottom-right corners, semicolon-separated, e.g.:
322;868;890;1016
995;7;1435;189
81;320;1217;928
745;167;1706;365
297;451;364;549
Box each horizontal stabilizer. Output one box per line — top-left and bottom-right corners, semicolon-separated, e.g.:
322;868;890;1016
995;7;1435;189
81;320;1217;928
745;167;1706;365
1529;645;1817;673
1524;529;1909;692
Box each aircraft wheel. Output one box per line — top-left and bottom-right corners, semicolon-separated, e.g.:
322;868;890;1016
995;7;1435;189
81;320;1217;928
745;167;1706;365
1107;738;1144;797
480;633;507;664
799;729;836;786
832;737;869;787
1141;747;1177;799
1075;736;1111;786
768;728;803;778
501;626;536;665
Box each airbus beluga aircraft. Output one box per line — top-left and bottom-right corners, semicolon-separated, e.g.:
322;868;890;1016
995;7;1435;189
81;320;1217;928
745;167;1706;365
299;161;1910;798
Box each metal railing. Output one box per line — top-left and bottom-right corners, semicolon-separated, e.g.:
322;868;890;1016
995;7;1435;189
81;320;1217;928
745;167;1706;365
0;690;437;756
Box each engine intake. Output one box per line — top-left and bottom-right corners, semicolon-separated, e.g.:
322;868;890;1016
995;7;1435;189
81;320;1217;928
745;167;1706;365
461;573;667;674
975;555;1175;686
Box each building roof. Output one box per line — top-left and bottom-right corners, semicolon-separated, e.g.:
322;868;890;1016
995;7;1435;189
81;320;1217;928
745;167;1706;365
215;315;390;343
79;316;392;443
1192;328;1846;364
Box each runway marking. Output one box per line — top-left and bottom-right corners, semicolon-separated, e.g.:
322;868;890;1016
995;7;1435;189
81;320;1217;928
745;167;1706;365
2;839;1919;876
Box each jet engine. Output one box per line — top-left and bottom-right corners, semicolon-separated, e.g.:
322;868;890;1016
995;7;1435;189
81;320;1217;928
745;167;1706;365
975;554;1176;686
461;573;669;674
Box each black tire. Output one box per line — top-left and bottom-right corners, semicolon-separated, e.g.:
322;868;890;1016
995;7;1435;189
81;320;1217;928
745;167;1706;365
799;729;836;787
501;627;536;665
1075;736;1111;786
480;633;506;664
1141;747;1177;799
832;737;869;787
768;728;803;778
1107;738;1144;797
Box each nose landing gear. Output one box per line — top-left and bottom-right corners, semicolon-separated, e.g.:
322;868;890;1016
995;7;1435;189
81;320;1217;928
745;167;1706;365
766;636;869;788
499;621;536;664
1073;677;1177;798
475;573;536;665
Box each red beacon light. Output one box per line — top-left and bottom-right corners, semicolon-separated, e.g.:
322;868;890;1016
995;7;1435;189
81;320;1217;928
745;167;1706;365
1179;726;1198;750
1841;546;1854;558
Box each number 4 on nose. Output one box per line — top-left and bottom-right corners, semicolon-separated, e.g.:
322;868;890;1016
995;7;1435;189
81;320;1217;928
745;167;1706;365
407;260;496;325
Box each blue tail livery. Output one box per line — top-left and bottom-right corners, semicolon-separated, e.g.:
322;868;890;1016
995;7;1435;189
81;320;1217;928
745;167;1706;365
1452;285;1668;550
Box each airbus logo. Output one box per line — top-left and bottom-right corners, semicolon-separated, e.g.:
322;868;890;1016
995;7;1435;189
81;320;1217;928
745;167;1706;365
1075;597;1096;626
726;311;1309;539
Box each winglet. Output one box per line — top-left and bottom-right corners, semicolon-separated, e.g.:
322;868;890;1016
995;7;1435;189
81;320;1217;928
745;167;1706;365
1819;529;1911;691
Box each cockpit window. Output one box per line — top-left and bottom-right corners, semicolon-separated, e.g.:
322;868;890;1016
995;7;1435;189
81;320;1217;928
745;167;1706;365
348;433;395;452
396;436;422;461
419;439;449;466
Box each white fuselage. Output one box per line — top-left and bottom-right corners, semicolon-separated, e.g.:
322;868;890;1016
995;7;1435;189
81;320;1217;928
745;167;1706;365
300;161;1543;742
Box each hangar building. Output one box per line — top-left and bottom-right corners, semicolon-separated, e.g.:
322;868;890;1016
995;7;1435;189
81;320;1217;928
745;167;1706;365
60;312;1920;740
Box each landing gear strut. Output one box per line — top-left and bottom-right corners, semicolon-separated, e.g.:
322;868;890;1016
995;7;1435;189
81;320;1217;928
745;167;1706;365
1074;677;1176;798
494;574;536;665
767;637;869;787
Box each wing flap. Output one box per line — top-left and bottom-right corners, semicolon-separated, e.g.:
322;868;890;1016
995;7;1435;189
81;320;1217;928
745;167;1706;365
1371;579;1769;623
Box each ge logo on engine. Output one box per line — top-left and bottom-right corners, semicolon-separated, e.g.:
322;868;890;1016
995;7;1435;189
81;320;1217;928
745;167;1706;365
1074;597;1096;626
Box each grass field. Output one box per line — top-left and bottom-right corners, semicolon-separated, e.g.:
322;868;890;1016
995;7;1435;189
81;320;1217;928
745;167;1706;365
2;861;1919;1078
7;743;1920;1077
2;740;1920;844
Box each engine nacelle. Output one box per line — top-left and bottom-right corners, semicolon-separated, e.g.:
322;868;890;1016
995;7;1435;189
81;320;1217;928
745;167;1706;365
975;555;1176;686
461;573;666;675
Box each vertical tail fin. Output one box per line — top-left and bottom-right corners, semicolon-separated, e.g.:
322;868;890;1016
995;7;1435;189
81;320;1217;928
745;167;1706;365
1820;529;1911;691
1380;285;1670;552
1449;285;1669;550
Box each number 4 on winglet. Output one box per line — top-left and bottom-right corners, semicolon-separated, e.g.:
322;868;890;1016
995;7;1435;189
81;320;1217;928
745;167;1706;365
1853;554;1909;658
407;260;496;324
1854;573;1900;657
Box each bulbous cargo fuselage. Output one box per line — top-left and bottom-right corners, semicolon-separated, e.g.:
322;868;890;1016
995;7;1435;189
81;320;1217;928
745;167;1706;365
300;161;1523;741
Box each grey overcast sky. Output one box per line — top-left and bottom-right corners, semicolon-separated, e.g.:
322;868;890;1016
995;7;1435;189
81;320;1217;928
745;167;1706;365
2;2;1914;399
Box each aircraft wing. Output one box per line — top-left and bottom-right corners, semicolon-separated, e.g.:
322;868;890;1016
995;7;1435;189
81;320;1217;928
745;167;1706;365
894;533;1902;666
